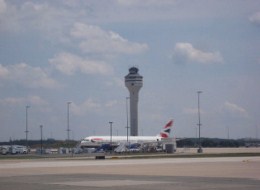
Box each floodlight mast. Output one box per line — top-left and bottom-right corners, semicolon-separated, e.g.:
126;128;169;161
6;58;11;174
197;91;203;153
67;101;72;141
25;105;30;148
126;97;130;142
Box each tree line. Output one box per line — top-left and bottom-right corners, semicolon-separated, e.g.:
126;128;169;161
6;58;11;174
1;138;259;148
177;138;260;148
0;139;78;148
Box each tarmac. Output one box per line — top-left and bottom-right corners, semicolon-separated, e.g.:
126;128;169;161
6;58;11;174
0;155;260;190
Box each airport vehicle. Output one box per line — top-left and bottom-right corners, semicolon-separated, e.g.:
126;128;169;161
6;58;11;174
0;145;29;154
0;146;10;155
80;120;173;148
11;145;28;154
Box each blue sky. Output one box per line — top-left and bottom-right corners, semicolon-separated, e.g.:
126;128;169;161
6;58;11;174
0;0;260;141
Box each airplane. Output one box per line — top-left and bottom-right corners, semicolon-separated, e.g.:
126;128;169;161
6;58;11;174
80;120;174;148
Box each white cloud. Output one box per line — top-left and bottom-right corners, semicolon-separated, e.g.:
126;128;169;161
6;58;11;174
183;108;198;115
0;97;23;105
0;63;60;89
71;98;121;116
221;101;248;118
116;0;175;7
172;43;223;64
249;11;260;25
105;77;124;88
0;0;74;43
29;96;49;106
0;95;48;106
0;0;7;14
0;64;9;77
70;22;148;55
105;100;119;108
183;107;205;115
71;99;102;116
49;52;113;76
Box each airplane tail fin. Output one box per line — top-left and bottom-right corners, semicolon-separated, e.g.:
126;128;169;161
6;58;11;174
159;120;173;138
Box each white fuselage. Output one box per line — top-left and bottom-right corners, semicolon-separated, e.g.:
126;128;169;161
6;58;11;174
80;136;162;148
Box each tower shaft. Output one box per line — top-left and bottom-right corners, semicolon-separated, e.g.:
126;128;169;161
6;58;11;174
129;88;140;136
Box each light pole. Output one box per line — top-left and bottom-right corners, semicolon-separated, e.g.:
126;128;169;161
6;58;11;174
25;105;30;148
109;121;113;152
227;126;230;140
67;102;72;141
126;97;130;142
256;125;258;139
40;125;43;155
197;91;203;153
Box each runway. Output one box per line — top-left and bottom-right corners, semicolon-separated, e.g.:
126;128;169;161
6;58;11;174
0;156;260;190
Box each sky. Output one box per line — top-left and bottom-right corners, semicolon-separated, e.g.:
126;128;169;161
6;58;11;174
0;0;260;141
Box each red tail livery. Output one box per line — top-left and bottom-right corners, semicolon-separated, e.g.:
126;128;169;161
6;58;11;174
159;120;173;138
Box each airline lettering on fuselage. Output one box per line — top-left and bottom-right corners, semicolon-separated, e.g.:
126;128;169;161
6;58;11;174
92;138;103;142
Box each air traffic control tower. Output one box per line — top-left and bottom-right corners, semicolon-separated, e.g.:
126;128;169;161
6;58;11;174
125;67;143;136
